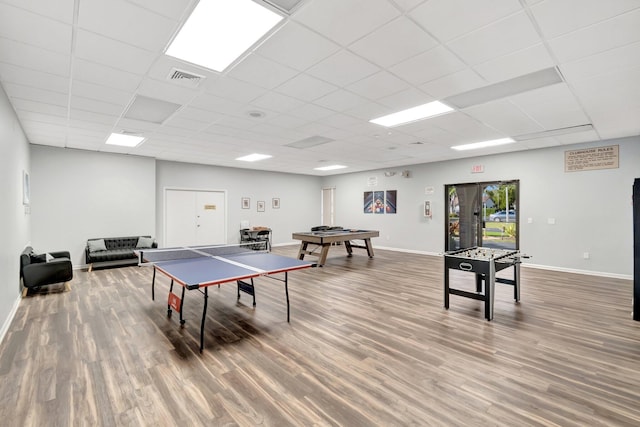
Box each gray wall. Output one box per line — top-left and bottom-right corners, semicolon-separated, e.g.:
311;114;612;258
30;146;156;266
0;85;30;340
321;137;640;277
155;160;321;247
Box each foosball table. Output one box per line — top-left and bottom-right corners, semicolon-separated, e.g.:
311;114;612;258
444;246;525;320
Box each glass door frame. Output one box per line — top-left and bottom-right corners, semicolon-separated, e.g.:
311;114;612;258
444;180;519;251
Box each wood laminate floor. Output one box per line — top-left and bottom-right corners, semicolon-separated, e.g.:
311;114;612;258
1;246;639;426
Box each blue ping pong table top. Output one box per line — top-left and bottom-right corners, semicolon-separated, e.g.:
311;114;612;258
151;252;313;288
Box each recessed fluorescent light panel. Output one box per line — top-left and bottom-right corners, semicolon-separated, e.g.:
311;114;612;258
105;133;145;147
236;153;272;162
314;165;347;171
166;0;284;72
451;138;515;151
370;101;453;127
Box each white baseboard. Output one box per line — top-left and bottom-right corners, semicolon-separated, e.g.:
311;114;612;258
522;263;632;280
0;293;22;346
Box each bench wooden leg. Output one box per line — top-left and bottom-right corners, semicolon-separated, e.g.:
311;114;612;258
88;264;93;272
64;282;71;292
22;287;28;298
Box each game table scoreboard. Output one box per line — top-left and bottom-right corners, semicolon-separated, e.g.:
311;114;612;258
444;246;524;320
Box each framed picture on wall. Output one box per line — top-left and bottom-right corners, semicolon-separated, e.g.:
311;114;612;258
257;200;265;212
272;198;280;209
241;197;250;209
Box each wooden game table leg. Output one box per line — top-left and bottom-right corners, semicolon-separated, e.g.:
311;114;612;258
345;240;353;256
364;238;375;258
297;242;308;260
318;244;331;266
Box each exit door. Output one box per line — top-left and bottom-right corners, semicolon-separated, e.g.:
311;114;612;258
165;189;227;247
445;180;519;251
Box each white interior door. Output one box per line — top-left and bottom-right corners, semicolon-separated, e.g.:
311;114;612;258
165;189;226;247
194;191;225;245
322;187;335;226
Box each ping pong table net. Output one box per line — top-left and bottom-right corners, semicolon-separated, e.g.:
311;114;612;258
139;241;268;263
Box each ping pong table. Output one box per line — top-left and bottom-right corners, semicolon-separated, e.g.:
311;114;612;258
137;243;315;352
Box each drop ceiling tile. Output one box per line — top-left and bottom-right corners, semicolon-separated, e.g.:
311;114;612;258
547;8;640;62
420;68;487;99
172;106;219;124
263;113;308;129
553;129;600;145
409;0;522;42
427;111;503;140
530;0;640;39
71;80;132;106
377;87;433;111
70;109;119;126
464;100;543;136
228;54;298;89
274;73;338;102
0;4;72;54
349;16;438;68
473;43;555;83
346;71;410;101
137;78;198;105
11;98;68;117
75;30;157;75
570;65;640;111
2;82;68;106
344;100;389;121
78;0;178;52
72;59;143;92
313;89;370;112
15;111;67;126
203;76;267;103
255;21;339;72
306;50;379;88
288;103;336;121
0;38;70;77
591;106;640;140
0;63;70;93
1;0;75;24
70;95;125;116
447;12;541;65
509;84;590;129
314;113;362;129
559;41;640;82
293;0;400;46
190;93;246;115
390;46;466;85
126;0;194;20
392;0;426;11
249;91;306;114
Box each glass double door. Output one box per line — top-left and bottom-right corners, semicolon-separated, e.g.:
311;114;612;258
445;180;519;251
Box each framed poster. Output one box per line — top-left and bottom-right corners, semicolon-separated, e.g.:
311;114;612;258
373;191;385;214
272;198;280;209
363;191;373;213
241;197;250;209
385;190;397;214
257;200;265;212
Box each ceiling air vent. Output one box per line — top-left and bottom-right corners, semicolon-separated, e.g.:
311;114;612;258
167;68;205;88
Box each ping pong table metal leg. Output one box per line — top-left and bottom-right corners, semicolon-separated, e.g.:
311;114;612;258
285;271;290;323
514;260;521;302
151;267;156;301
179;285;186;325
168;279;174;317
200;287;208;353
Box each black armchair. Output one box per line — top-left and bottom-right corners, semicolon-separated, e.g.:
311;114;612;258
20;246;73;296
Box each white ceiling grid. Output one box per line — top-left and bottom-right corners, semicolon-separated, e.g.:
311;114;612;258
0;0;638;175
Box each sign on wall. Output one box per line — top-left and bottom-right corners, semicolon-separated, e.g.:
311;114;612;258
564;145;619;172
